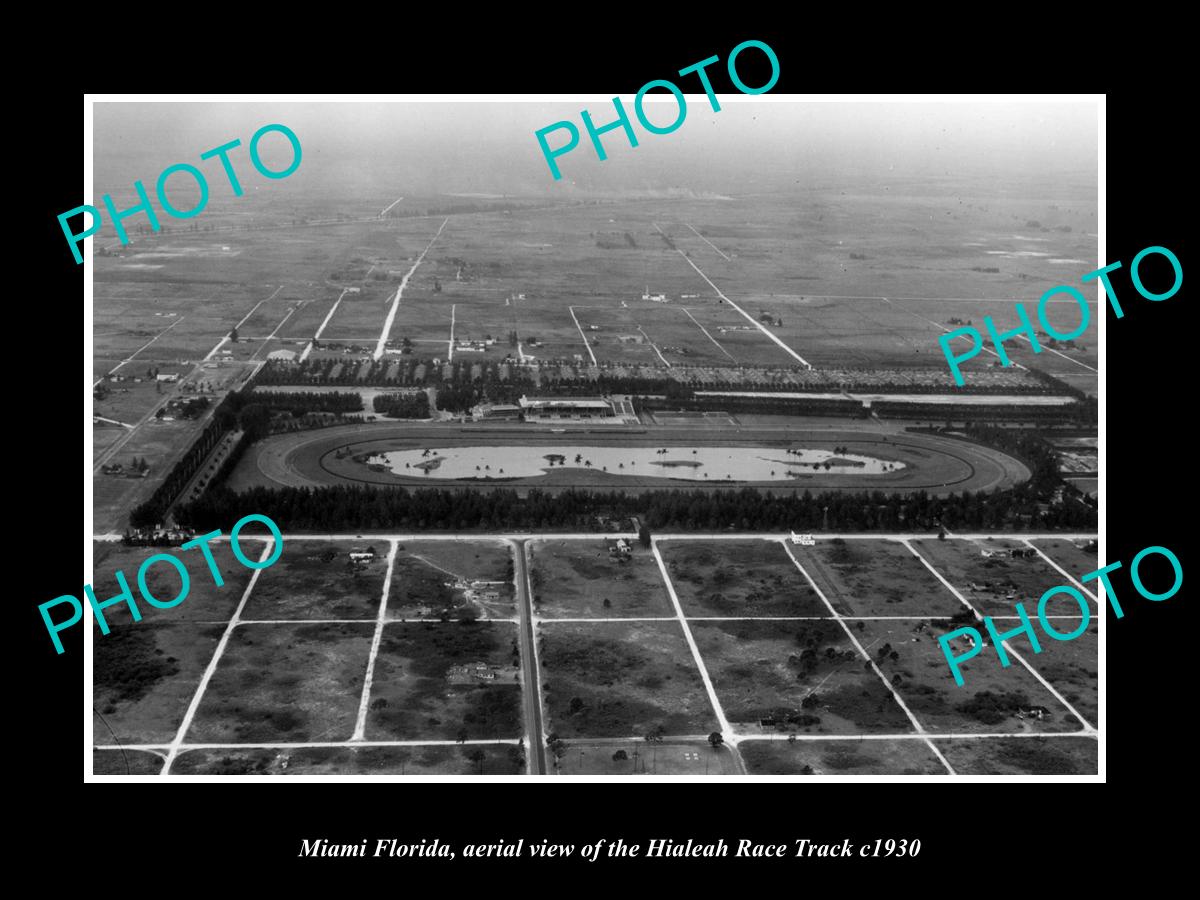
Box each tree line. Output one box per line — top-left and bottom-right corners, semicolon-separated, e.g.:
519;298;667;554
176;480;1095;534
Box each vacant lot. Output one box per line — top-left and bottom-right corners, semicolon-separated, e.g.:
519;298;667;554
552;741;735;775
911;538;1082;615
691;619;913;734
170;742;525;775
93;749;167;775
790;539;964;617
530;540;674;618
539;621;716;738
242;540;387;619
187;623;374;742
91;540;253;626
94;621;225;743
659;540;827;617
859;620;1084;734
739;739;949;775
1032;539;1100;583
1024;624;1098;728
932;736;1098;775
388;541;515;621
365;622;522;741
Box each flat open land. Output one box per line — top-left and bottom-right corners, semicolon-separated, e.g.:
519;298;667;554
388;540;515;621
1019;625;1098;727
1032;538;1100;581
92;539;254;625
186;622;374;742
860;619;1088;734
659;539;828;617
739;739;949;775
94;621;225;744
529;539;674;618
538;620;716;738
690;619;914;733
790;538;965;617
89;531;1098;775
911;538;1087;615
242;539;388;619
365;622;522;741
93;749;167;775
552;740;738;775
229;422;1031;498
171;743;525;775
932;736;1098;775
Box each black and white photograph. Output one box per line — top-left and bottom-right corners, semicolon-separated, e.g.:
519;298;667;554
81;95;1105;780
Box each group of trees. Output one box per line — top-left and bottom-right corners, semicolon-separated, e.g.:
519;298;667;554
373;392;430;418
244;390;363;417
635;394;866;418
175;477;1096;534
874;400;1093;425
130;395;241;527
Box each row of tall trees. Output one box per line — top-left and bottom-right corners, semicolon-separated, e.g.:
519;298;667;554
175;481;1095;534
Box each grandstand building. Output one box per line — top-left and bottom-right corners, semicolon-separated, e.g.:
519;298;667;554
518;396;616;419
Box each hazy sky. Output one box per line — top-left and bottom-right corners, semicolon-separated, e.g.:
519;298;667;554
94;100;1099;198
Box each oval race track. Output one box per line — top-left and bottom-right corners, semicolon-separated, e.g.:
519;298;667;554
231;423;1031;497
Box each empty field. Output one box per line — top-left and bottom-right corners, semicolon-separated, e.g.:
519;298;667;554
552;740;736;775
660;540;828;617
93;621;225;744
242;540;387;619
529;539;674;618
790;538;965;617
365;622;522;741
932;736;1097;775
93;749;166;775
739;739;949;775
1032;538;1100;582
860;619;1085;734
691;619;914;734
387;540;514;620
911;538;1089;615
187;622;374;743
170;743;525;775
538;620;716;738
91;539;253;625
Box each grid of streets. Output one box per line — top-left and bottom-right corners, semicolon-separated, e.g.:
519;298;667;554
91;532;1101;777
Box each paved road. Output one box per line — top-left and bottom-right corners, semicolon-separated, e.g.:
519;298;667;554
511;539;547;775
